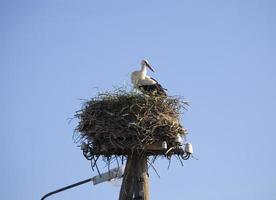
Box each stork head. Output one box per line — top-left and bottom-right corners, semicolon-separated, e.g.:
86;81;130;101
141;59;154;72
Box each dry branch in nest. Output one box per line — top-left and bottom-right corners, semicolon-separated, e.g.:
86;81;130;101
75;88;189;158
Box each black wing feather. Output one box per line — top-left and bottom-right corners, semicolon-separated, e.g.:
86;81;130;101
139;76;167;96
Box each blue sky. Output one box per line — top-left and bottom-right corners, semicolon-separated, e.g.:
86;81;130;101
1;0;276;199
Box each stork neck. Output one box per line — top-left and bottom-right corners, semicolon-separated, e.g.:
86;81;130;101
141;65;147;76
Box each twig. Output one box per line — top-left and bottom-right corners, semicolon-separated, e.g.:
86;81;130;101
148;160;160;178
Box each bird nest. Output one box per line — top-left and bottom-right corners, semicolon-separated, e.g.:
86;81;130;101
74;88;189;158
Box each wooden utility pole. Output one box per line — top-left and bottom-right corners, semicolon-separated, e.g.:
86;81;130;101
119;151;149;200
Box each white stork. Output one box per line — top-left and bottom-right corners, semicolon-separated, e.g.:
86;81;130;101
131;59;167;96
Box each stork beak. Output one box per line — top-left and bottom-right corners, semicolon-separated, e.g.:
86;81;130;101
146;63;155;72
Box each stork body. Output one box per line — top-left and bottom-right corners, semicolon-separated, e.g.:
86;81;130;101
131;60;167;96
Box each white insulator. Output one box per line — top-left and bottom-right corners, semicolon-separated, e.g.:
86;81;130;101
175;134;183;143
185;143;193;154
162;141;168;149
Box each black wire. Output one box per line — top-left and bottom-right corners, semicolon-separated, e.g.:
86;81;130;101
41;178;93;200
